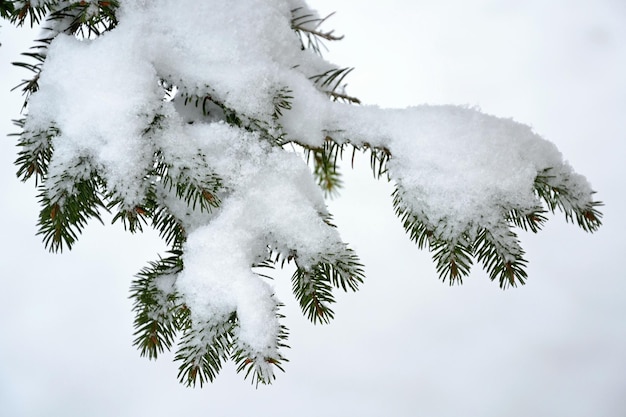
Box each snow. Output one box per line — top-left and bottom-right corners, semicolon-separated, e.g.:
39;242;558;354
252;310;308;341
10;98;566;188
364;105;559;235
174;122;345;355
26;31;162;205
17;0;599;380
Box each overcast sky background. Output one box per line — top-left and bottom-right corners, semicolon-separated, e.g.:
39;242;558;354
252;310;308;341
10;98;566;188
1;1;625;416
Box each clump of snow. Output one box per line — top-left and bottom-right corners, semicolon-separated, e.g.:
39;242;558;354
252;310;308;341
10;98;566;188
26;31;162;206
173;122;345;353
322;103;596;239
379;105;556;235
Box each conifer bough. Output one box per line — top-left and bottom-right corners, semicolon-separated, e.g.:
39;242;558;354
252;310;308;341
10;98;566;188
4;0;602;386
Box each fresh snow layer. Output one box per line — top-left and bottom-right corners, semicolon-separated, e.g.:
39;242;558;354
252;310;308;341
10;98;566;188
21;0;596;364
329;104;576;236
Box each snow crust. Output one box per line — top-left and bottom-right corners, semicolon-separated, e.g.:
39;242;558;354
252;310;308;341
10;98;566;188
21;0;596;367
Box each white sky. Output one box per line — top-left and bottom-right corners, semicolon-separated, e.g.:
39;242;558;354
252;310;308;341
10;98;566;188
1;1;625;416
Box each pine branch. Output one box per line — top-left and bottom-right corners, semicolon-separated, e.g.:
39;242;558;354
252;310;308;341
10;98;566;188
110;184;187;248
107;127;191;243
310;67;359;104
151;202;187;248
154;147;223;216
175;314;236;388
475;227;528;288
133;248;290;388
319;136;390;180
291;247;364;324
300;138;391;197
392;186;432;243
305;138;344;197
292;266;336;324
14;120;56;185
44;1;119;39
328;90;361;105
393;185;529;287
365;145;391;180
431;239;474;285
272;87;294;119
534;168;603;232
291;7;343;56
232;315;289;387
173;84;288;146
11;36;50;106
0;1;15;19
506;207;548;233
167;175;221;213
131;250;184;360
37;173;106;252
177;89;227;120
6;0;52;27
110;202;151;234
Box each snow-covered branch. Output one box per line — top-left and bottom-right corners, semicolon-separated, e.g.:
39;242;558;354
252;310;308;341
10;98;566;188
7;0;601;385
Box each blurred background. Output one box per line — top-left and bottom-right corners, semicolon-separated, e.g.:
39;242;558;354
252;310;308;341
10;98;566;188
1;1;624;416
